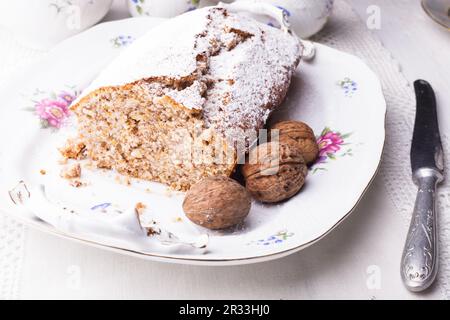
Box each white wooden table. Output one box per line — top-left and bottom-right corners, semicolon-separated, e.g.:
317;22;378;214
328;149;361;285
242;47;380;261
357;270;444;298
1;0;449;300
348;0;450;130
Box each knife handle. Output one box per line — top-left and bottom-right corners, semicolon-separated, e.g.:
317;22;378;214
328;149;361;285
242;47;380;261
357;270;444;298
401;168;442;292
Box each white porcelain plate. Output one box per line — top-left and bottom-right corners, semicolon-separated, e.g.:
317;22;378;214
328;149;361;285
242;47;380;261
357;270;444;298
0;18;386;265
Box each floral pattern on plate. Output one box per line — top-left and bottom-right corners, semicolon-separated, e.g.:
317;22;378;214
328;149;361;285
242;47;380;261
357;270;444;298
312;127;353;173
26;87;79;130
91;203;112;211
248;230;294;246
110;35;135;48
337;77;358;97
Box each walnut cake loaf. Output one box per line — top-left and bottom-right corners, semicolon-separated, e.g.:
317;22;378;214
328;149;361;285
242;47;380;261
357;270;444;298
63;7;302;191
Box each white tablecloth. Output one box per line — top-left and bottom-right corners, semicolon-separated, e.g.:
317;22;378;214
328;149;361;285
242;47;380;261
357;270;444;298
1;0;449;300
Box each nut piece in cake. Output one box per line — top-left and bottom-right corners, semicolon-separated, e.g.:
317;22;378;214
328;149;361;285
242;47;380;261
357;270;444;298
270;121;319;165
183;176;251;230
242;141;308;203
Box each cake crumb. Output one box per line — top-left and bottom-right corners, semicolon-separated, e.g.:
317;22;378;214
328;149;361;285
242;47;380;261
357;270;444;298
173;217;183;222
39;169;46;175
58;158;68;165
135;202;147;215
70;180;84;188
60;163;81;179
147;228;158;237
59;139;86;160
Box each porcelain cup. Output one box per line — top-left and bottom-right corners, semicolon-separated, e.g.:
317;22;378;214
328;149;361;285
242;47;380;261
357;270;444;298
0;0;113;49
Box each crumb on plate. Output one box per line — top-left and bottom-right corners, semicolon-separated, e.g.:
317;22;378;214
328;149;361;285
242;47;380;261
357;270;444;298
135;202;147;215
59;138;86;160
60;163;81;179
69;180;84;188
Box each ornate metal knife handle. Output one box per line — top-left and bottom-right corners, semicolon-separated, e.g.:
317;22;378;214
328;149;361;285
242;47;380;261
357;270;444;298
401;168;442;292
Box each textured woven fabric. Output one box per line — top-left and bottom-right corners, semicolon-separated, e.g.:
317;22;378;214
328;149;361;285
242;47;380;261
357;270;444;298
0;27;41;301
0;0;448;299
313;0;449;299
0;215;26;300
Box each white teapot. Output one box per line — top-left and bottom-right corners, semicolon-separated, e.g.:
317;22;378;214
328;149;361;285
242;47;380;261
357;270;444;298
235;0;334;38
0;0;113;49
128;0;333;38
127;0;234;18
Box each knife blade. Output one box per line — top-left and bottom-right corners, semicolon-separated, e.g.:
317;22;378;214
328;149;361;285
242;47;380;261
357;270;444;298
401;79;444;292
410;79;444;174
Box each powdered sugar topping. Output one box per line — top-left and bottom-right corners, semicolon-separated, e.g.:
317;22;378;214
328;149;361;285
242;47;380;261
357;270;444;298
79;7;302;143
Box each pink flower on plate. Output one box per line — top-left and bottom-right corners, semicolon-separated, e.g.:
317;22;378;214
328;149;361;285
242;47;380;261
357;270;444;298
311;127;353;173
35;98;70;128
58;91;76;104
316;128;348;164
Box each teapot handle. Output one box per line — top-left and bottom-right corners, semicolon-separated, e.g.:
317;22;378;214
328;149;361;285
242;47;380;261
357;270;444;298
218;0;291;33
217;1;316;60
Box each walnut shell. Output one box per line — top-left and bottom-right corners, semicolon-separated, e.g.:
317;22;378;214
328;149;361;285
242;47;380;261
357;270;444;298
183;176;251;230
242;141;308;203
271;121;319;164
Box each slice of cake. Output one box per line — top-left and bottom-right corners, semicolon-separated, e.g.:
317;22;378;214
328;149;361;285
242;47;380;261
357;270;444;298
63;7;302;191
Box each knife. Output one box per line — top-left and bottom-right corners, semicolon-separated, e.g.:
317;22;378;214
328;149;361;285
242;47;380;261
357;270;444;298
401;80;444;292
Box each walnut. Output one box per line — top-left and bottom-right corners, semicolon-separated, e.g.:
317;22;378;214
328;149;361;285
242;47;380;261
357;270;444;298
270;121;319;165
183;176;251;230
242;141;308;203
